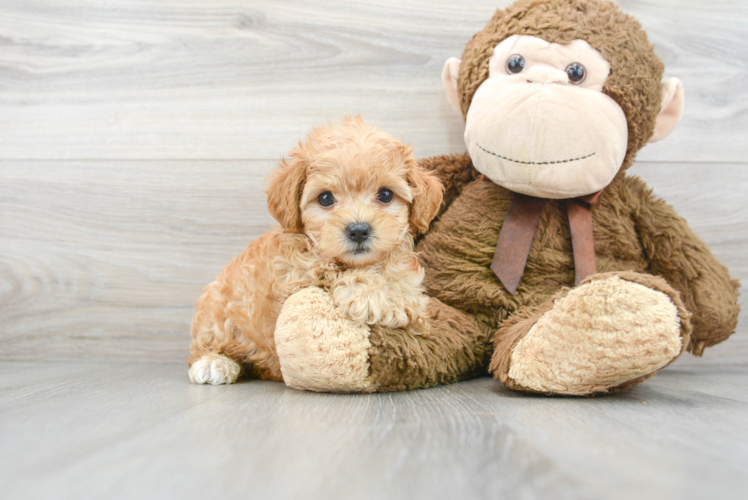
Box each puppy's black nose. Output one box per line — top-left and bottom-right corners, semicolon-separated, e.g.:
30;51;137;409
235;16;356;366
346;223;371;244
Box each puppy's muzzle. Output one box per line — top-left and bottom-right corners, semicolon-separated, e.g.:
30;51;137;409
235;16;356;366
346;222;371;245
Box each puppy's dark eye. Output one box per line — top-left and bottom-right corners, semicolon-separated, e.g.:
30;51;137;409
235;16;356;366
506;54;525;74
376;188;394;204
565;62;586;84
317;191;335;207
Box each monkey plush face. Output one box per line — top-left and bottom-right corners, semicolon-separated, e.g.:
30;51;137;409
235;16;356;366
442;0;685;200
464;35;627;198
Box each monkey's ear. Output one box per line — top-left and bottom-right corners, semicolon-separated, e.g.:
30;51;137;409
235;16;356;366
407;160;444;235
442;57;462;114
650;77;684;143
266;157;306;232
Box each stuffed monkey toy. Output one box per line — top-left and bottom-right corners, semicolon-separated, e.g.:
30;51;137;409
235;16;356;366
274;0;740;395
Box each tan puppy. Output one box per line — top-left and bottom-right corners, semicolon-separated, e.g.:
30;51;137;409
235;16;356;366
188;117;443;385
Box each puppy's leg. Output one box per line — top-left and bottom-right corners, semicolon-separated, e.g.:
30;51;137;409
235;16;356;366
330;271;396;327
188;282;243;385
379;261;432;335
330;269;419;330
330;264;430;334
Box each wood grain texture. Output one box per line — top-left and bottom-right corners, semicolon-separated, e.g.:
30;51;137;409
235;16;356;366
0;0;746;162
1;361;747;500
2;3;745;497
0;160;745;363
0;1;745;363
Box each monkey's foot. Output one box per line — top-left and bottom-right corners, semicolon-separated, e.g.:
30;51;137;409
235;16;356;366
490;272;692;395
275;287;375;393
189;353;242;385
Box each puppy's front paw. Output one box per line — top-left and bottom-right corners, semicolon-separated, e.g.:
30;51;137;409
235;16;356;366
331;283;388;326
407;312;430;337
381;294;431;335
382;309;410;330
189;353;241;385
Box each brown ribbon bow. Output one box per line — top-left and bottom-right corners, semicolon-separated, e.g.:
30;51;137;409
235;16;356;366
490;190;602;294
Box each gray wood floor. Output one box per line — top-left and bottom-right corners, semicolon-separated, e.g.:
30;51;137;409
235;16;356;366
1;1;747;499
1;361;747;500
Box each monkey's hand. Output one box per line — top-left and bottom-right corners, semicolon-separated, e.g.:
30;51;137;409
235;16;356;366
629;176;740;354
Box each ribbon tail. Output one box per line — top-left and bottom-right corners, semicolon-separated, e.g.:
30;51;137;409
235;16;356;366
567;198;597;286
491;194;547;294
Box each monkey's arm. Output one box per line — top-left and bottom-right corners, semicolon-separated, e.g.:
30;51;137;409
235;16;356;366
627;176;740;355
419;153;479;219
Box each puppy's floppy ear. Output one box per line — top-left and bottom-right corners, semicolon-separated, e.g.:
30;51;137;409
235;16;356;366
406;155;444;235
266;156;306;232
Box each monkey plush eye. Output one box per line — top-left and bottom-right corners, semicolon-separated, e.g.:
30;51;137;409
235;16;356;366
317;191;335;207
376;188;394;204
565;62;586;84
506;54;526;74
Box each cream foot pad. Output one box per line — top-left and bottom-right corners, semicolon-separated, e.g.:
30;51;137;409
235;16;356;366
275;287;374;393
508;276;683;395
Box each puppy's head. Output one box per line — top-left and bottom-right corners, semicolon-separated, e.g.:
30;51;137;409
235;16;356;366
266;116;443;267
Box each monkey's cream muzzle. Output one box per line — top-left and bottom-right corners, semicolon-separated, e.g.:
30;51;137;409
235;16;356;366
463;35;628;199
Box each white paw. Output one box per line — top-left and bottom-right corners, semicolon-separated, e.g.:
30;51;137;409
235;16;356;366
189;354;241;385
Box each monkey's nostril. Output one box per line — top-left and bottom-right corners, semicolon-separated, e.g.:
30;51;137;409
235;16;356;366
346;223;371;244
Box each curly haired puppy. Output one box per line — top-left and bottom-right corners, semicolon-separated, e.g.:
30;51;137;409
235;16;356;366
188;117;443;385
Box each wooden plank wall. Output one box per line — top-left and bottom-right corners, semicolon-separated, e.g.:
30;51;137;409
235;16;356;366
1;0;746;364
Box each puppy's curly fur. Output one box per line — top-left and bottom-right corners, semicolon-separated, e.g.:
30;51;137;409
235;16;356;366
188;117;443;385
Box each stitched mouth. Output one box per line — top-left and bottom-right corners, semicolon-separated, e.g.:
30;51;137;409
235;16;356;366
477;144;595;165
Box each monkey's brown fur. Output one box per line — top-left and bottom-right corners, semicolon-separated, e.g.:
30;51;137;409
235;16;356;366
360;0;739;393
